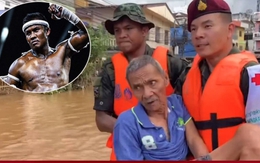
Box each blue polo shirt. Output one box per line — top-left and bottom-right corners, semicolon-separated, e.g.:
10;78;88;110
113;94;191;160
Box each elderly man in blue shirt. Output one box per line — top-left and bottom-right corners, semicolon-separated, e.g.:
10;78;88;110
113;55;260;161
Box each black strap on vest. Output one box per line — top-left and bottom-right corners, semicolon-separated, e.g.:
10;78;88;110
194;113;245;150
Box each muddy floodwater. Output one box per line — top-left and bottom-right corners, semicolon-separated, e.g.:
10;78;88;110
0;90;110;160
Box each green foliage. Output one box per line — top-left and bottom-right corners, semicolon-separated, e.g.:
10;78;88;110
70;25;111;89
88;25;111;63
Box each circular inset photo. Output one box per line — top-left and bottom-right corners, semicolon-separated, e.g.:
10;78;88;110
0;2;91;93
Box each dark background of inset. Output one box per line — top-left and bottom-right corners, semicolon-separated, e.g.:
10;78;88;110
0;2;90;82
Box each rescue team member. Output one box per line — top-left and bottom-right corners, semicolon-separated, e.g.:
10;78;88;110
114;55;260;160
93;3;189;160
174;0;260;153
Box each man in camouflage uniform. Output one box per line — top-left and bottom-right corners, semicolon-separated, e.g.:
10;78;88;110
92;3;189;160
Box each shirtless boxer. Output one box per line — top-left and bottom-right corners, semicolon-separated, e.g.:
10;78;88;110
5;3;89;93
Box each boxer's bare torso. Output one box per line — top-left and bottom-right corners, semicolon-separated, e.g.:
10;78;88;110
7;41;72;92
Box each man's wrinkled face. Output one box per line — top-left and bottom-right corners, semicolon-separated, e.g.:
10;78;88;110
128;64;169;112
113;17;149;54
24;25;50;51
190;13;234;58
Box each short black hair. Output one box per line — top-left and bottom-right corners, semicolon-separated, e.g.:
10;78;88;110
23;12;47;25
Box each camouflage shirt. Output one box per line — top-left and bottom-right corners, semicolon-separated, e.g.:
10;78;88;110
174;47;259;105
93;44;190;116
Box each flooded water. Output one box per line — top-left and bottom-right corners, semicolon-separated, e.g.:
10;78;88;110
0;90;110;160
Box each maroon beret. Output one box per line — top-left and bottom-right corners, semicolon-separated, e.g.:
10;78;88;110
187;0;231;32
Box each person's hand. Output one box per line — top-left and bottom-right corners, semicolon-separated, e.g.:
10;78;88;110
48;3;62;20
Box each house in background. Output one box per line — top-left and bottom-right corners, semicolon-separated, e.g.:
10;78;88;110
0;0;75;13
75;0;111;7
43;0;75;13
0;0;22;10
232;12;254;51
232;20;247;50
253;12;260;58
75;1;177;54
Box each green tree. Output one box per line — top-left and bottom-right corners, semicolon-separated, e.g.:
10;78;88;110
72;25;111;88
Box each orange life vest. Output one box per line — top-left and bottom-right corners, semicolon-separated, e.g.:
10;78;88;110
182;51;258;152
108;46;175;160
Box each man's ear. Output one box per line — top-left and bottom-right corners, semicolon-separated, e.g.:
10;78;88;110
164;70;170;87
227;22;235;39
141;25;149;37
46;27;51;36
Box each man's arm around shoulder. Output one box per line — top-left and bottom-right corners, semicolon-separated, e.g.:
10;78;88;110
93;59;116;133
114;111;143;160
